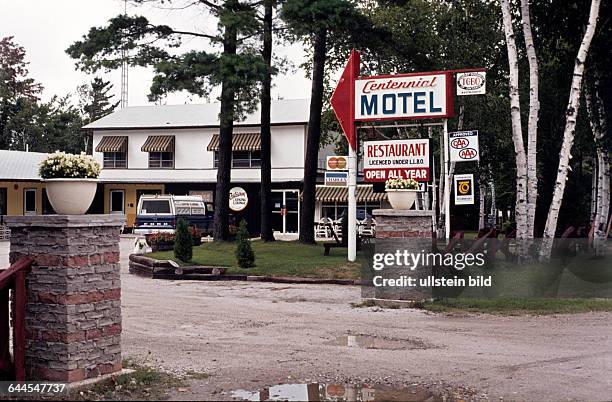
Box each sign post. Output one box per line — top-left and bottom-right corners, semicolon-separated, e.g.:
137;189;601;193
443;120;451;239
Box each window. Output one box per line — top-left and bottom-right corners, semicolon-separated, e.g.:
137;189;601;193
149;152;174;168
140;200;171;214
103;152;127;168
110;190;125;214
0;188;7;216
24;189;36;215
214;150;262;168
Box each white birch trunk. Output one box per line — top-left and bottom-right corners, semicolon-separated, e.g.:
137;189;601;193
501;0;529;243
490;179;497;228
540;0;602;259
479;183;486;229
521;0;540;237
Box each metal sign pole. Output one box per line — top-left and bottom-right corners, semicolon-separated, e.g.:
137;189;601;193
348;146;357;262
444;119;451;239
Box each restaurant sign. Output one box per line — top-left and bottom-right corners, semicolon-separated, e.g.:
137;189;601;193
363;139;431;182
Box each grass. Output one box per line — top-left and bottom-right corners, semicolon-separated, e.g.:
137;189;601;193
148;240;363;279
420;298;612;315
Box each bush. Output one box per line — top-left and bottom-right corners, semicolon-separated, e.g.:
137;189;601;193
235;220;255;268
174;218;193;262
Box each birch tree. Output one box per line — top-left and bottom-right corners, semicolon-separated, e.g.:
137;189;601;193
540;0;602;259
500;0;529;241
585;71;610;240
520;0;539;235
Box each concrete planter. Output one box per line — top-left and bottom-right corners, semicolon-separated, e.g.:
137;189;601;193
45;178;98;215
386;189;418;210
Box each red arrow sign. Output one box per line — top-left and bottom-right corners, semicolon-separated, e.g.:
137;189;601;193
330;49;360;151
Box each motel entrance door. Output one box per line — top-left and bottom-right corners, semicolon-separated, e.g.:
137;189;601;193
271;190;300;234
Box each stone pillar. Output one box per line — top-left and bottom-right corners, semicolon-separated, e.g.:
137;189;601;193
6;215;125;382
372;209;434;301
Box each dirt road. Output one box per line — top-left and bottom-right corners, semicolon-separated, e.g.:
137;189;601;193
2;238;611;400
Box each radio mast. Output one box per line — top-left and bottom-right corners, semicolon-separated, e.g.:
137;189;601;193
120;0;129;108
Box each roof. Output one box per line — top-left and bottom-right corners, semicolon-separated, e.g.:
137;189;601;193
0;150;48;180
83;99;311;130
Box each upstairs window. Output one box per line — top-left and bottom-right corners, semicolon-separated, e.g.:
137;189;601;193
148;152;174;169
214;150;262;168
103;152;127;168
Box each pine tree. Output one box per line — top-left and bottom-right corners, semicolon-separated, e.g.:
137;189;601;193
235;220;255;268
174;218;193;262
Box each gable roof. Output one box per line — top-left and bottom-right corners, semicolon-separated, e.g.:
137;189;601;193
83;98;311;130
0;150;48;180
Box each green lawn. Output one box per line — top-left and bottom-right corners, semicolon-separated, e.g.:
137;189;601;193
148;241;363;279
421;298;612;315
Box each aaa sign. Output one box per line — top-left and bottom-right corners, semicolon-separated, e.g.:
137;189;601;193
363;139;430;182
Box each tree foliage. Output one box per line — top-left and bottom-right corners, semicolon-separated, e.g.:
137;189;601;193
174;218;193;262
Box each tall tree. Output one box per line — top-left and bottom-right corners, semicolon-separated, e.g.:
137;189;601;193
0;36;42;149
66;1;267;241
78;77;119;152
259;0;275;242
540;0;602;259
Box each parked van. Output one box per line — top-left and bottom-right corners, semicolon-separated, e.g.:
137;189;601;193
134;195;214;235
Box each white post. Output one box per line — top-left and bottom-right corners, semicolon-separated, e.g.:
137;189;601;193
348;145;357;261
443;119;451;239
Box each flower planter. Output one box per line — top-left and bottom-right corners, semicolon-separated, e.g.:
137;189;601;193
45;178;98;215
386;189;418;210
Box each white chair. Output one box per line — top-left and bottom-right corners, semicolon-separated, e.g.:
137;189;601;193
315;217;332;238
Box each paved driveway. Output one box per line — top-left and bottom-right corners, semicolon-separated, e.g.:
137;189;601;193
2;238;612;400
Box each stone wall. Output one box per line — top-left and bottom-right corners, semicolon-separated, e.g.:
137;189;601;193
374;209;434;239
6;215;124;382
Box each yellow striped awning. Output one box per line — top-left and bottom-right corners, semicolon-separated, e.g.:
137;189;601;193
315;185;387;203
141;136;175;152
95;136;128;152
207;133;261;151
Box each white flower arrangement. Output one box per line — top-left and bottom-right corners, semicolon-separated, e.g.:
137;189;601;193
385;178;420;190
39;151;101;179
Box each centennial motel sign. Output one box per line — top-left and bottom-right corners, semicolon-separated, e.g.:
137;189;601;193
331;50;465;183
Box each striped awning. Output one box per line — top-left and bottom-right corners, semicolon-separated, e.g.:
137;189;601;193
141;136;175;152
315;185;388;203
95;136;127;152
207;133;261;152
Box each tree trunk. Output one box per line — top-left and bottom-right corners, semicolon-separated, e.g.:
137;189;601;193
213;1;238;241
299;29;327;244
540;0;601;259
585;71;610;239
501;0;529;243
479;183;486;230
259;0;275;242
520;0;540;237
489;178;497;228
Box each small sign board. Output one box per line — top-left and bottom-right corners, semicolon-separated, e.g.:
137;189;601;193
454;174;475;205
229;187;248;211
449;130;480;162
324;171;349;187
456;72;486;96
363;139;431;182
326;156;348;171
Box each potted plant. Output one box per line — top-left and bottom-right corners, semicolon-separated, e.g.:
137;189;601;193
385;178;420;210
39;151;101;215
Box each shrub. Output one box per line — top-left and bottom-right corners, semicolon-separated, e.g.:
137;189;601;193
39;151;101;179
235;220;255;268
174;218;193;262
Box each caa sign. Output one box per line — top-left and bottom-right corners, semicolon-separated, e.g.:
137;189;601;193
355;73;452;121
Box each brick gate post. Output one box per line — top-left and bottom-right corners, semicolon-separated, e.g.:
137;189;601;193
6;215;125;382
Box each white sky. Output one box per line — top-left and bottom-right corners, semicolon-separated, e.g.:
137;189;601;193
0;0;312;106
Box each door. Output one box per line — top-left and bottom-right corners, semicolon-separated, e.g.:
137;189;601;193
110;190;125;214
271;190;300;234
24;189;37;215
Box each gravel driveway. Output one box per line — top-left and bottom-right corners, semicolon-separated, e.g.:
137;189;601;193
2;238;611;400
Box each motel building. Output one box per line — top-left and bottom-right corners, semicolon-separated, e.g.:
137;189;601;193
0;99;390;237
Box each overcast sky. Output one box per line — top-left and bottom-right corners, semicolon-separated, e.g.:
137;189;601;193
0;0;312;107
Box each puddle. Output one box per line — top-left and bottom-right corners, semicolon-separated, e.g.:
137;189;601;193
329;335;431;350
231;382;445;401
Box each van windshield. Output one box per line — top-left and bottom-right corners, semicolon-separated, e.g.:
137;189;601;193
141;200;171;214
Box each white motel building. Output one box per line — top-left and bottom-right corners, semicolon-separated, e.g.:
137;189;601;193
0;98;388;236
